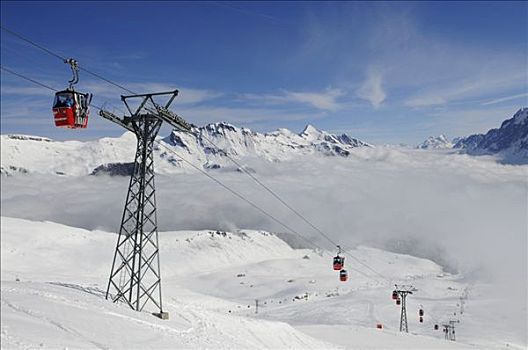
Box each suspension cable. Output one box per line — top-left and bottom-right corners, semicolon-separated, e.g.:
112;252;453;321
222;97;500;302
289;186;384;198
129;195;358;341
1;65;106;112
1;66;58;92
1;26;391;284
1;24;136;95
154;141;382;282
199;132;391;282
0;65;384;283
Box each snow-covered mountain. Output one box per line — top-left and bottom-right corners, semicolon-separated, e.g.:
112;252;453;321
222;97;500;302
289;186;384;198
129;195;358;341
416;135;453;150
164;122;371;164
0;123;371;176
2;216;525;349
454;108;528;164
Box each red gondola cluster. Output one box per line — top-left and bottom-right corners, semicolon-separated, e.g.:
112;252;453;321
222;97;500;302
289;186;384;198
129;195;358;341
418;307;424;322
392;290;401;305
333;245;347;282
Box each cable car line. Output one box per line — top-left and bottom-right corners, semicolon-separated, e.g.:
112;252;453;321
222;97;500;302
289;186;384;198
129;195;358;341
153;141;379;281
0;65;381;283
1;65;58;92
1;63;386;284
0;65;113;114
2;61;387;286
0;25;67;62
1;27;391;284
1;24;136;95
199;133;391;283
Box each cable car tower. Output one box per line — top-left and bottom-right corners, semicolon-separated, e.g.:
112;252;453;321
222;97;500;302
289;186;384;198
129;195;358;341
100;90;192;319
392;284;417;332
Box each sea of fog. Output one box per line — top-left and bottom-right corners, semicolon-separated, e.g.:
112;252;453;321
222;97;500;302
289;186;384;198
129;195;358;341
2;148;526;312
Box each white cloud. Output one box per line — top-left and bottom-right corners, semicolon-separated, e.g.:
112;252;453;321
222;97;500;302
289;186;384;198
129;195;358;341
282;88;345;111
242;87;345;111
405;72;527;108
482;92;528;106
2;150;526;289
355;69;386;109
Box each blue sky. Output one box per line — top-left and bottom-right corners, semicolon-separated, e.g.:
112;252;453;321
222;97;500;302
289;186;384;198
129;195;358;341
1;1;527;144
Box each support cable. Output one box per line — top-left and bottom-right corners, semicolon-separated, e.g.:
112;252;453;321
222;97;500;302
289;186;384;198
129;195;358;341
0;26;391;283
0;65;380;283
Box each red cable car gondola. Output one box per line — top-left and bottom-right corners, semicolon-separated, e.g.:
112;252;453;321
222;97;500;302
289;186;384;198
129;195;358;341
419;309;424;317
419;316;424;323
396;298;401;305
339;269;348;282
333;256;345;270
392;290;398;300
333;245;345;270
434;324;439;330
52;58;92;129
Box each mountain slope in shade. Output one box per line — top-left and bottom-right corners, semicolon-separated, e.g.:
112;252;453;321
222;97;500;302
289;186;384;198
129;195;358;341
454;108;528;164
0;123;371;176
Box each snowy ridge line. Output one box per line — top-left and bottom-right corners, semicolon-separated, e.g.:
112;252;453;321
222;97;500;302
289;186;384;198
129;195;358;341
1;122;372;176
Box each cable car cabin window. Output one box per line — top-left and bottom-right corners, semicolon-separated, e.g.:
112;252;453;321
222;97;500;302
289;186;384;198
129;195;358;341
53;93;75;108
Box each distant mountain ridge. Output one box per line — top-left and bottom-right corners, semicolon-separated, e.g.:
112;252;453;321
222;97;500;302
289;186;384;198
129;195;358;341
0;123;372;176
416;108;528;164
453;108;528;163
416;135;453;150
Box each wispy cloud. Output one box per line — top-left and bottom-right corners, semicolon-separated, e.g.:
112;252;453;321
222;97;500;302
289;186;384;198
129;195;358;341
242;87;345;111
355;68;386;109
404;71;527;108
482;92;528;106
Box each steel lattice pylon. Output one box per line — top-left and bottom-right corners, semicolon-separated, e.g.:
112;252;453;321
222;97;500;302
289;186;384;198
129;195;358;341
399;291;409;332
106;116;163;314
100;90;193;319
394;285;417;333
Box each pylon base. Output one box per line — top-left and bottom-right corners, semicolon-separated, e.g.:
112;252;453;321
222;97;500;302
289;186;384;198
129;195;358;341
153;311;169;320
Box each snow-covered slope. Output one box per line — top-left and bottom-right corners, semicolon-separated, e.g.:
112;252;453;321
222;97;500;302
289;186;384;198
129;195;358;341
416;135;453;150
454;108;528;164
2;217;526;349
0;123;371;176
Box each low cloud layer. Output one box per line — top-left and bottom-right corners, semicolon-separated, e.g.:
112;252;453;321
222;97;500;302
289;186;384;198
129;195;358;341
1;148;526;296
